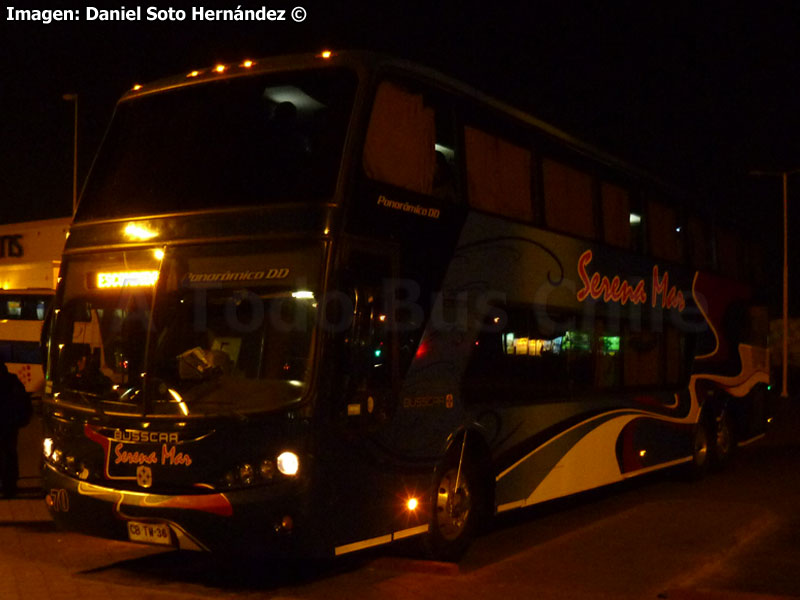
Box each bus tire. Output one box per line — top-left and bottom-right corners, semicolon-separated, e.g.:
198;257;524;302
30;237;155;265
711;408;735;468
423;449;484;561
685;419;711;480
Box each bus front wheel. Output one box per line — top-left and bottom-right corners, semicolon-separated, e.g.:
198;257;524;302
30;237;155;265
712;409;735;467
686;420;711;479
423;451;483;561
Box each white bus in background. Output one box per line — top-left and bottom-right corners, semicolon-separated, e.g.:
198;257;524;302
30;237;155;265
0;217;71;395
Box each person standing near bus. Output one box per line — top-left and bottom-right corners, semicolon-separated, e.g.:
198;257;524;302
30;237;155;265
0;360;29;498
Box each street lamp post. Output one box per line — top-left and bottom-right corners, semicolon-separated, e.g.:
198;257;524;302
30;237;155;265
750;168;799;399
62;93;78;215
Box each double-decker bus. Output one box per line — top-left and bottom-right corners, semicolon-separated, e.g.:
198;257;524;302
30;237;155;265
41;52;771;559
0;217;71;395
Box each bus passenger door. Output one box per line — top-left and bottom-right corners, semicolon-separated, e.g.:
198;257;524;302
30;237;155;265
338;244;400;430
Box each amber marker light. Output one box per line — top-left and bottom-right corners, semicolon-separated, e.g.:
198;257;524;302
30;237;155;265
319;50;333;59
215;64;226;73
242;60;254;68
187;70;200;78
132;84;143;91
406;497;419;511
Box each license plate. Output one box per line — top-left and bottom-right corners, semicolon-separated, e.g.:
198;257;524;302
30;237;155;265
127;521;173;546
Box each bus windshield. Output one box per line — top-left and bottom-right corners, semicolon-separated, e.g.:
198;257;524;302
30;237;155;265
50;243;322;417
77;68;357;221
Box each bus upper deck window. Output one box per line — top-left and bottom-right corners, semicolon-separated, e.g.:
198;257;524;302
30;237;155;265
363;81;436;195
464;126;532;222
7;300;22;318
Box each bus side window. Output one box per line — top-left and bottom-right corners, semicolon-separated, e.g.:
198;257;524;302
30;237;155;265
647;199;682;263
0;297;22;319
623;329;663;387
464;126;532;221
715;226;742;279
0;342;11;364
362;79;460;203
465;308;601;402
600;181;631;249
594;322;622;389
363;81;436;195
744;240;766;287
688;215;713;271
542;158;596;239
21;296;48;320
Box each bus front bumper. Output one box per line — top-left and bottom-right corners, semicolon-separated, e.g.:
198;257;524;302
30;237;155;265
43;464;316;555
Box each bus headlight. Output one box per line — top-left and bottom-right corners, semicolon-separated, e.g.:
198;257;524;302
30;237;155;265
222;457;278;488
259;458;275;480
276;452;299;476
238;463;255;486
221;454;297;488
43;437;53;459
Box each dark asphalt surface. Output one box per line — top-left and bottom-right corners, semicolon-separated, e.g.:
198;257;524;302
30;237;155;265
2;392;799;599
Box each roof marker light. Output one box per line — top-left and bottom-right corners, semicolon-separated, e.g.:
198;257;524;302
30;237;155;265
319;50;333;59
215;64;226;73
187;70;200;78
242;60;254;68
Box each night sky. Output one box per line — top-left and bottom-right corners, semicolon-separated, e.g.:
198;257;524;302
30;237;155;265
3;1;799;310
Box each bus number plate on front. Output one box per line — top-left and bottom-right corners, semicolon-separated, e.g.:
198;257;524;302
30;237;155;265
127;521;172;546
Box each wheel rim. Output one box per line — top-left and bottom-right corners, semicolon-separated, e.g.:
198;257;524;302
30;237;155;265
435;467;472;541
693;425;709;467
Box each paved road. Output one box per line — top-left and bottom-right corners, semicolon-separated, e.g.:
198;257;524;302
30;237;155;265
3;397;800;599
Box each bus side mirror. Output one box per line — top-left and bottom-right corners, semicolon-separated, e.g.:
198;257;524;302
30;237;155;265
39;304;54;375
